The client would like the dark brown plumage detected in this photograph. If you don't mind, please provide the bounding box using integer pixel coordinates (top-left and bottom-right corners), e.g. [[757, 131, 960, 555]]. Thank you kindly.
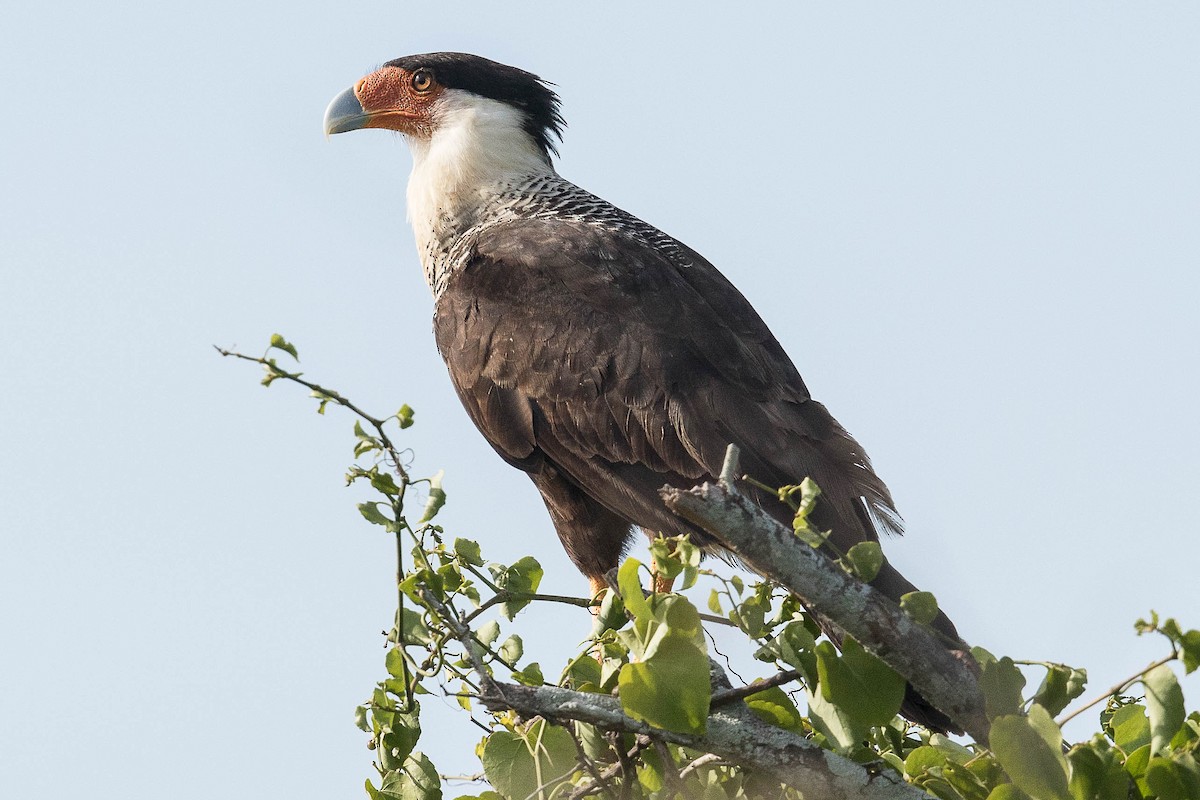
[[434, 217, 963, 731], [325, 52, 966, 732]]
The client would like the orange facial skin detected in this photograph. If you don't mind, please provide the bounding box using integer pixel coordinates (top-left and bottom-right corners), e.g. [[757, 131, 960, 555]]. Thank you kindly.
[[351, 66, 443, 136]]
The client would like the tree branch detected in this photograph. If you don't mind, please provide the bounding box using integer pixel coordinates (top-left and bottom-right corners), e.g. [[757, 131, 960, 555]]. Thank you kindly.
[[1056, 651, 1178, 727], [476, 676, 933, 800], [421, 580, 933, 799], [660, 444, 990, 744], [710, 669, 801, 707]]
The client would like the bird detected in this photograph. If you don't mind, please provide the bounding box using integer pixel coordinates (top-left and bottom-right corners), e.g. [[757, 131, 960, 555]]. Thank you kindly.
[[324, 52, 965, 731]]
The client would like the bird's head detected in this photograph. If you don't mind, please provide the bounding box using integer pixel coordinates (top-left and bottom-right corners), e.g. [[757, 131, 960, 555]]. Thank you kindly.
[[323, 52, 564, 164]]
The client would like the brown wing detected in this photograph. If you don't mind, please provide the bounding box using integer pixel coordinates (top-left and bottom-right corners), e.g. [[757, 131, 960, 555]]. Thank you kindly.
[[432, 217, 899, 558], [433, 217, 963, 732]]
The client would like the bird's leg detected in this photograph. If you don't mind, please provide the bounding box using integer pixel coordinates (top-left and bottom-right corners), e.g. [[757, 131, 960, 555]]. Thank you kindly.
[[587, 575, 614, 663], [649, 558, 675, 595], [588, 575, 609, 615]]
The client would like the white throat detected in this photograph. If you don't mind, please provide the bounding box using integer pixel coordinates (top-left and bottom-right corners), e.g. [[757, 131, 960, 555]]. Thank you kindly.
[[405, 90, 556, 261]]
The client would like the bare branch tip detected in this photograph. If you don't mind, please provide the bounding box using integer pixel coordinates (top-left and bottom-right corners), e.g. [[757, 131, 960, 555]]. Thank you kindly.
[[719, 444, 741, 488]]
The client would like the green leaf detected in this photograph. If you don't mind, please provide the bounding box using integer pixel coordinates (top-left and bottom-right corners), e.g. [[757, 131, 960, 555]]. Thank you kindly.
[[481, 721, 575, 800], [790, 477, 821, 523], [930, 732, 975, 764], [900, 591, 939, 626], [359, 502, 395, 528], [370, 471, 402, 496], [806, 682, 866, 749], [618, 634, 710, 735], [492, 556, 544, 621], [637, 745, 665, 792], [643, 536, 702, 590], [576, 722, 611, 763], [638, 594, 706, 658], [1146, 758, 1191, 800], [648, 536, 683, 581], [436, 562, 462, 593], [386, 647, 409, 679], [746, 685, 804, 732], [417, 470, 446, 524], [943, 760, 990, 800], [707, 589, 723, 615], [476, 620, 501, 648], [904, 745, 947, 777], [1110, 704, 1151, 752], [591, 589, 628, 636], [776, 621, 818, 684], [1068, 744, 1132, 800], [377, 707, 422, 772], [792, 522, 830, 549], [1031, 664, 1087, 717], [310, 386, 341, 416], [985, 786, 1033, 800], [1144, 664, 1185, 754], [566, 655, 601, 690], [814, 636, 905, 728], [269, 333, 299, 360], [845, 542, 883, 582], [980, 656, 1027, 719], [497, 634, 523, 666], [511, 662, 544, 687], [354, 705, 371, 732], [380, 752, 440, 800], [617, 558, 651, 621], [1180, 629, 1200, 674], [989, 706, 1071, 800], [733, 590, 769, 638], [1172, 715, 1200, 749], [397, 404, 415, 429], [453, 538, 483, 566], [1124, 744, 1151, 794]]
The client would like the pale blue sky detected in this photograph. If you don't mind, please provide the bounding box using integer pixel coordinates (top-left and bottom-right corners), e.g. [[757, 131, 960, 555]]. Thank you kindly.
[[2, 4, 1198, 798]]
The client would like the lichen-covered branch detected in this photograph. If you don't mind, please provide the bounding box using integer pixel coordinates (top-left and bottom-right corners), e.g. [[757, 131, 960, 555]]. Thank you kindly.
[[477, 676, 933, 800], [660, 445, 990, 744], [423, 585, 933, 800]]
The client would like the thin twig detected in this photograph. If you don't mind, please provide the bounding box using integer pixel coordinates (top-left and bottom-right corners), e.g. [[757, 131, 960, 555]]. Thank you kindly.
[[568, 722, 616, 800], [652, 740, 686, 798], [215, 345, 411, 481], [679, 753, 725, 779], [1057, 651, 1178, 726], [462, 591, 597, 626], [567, 742, 644, 800], [612, 735, 645, 800], [711, 670, 801, 708]]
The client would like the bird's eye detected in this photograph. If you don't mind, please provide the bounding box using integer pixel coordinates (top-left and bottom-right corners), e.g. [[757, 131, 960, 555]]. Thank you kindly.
[[411, 70, 434, 93]]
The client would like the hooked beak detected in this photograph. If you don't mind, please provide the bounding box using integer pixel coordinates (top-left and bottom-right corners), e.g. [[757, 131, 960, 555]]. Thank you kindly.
[[323, 86, 371, 135]]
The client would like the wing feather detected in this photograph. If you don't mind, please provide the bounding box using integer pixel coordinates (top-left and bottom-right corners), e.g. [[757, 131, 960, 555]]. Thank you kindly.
[[432, 217, 899, 552]]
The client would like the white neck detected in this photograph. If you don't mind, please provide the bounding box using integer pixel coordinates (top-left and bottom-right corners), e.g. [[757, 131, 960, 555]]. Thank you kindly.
[[405, 90, 556, 260]]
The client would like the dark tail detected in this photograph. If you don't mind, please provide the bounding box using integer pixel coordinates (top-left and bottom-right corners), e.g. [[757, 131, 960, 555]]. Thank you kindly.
[[864, 559, 965, 734]]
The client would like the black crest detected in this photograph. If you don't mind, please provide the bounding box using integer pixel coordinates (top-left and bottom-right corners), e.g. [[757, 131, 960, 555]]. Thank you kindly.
[[384, 52, 565, 157]]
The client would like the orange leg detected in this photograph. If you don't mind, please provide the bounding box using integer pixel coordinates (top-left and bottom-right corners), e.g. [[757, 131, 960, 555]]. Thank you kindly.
[[588, 575, 608, 614], [649, 558, 676, 595]]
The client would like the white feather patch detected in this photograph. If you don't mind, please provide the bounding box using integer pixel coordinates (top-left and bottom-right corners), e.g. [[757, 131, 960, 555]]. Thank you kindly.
[[405, 89, 555, 279]]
